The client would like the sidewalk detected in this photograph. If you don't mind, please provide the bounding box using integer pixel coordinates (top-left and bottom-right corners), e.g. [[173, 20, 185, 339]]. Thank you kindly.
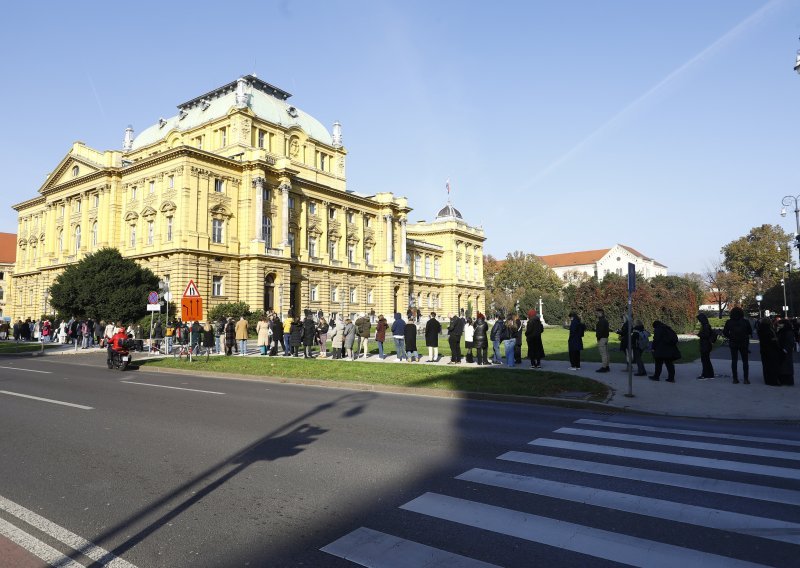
[[22, 340, 800, 421]]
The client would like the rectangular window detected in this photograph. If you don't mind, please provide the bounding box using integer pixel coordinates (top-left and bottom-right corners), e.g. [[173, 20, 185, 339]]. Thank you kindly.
[[288, 196, 295, 209], [329, 239, 336, 260], [93, 194, 99, 208], [147, 220, 154, 245], [130, 225, 136, 247], [212, 276, 223, 297], [367, 289, 373, 304], [347, 211, 354, 224], [149, 181, 155, 194], [350, 287, 357, 304], [168, 175, 174, 188], [434, 258, 440, 278], [320, 154, 326, 170], [59, 204, 65, 217], [166, 217, 173, 241], [331, 287, 338, 303], [131, 187, 136, 200], [308, 202, 316, 215], [0, 272, 4, 281], [262, 215, 271, 243], [456, 260, 461, 278], [329, 207, 335, 220], [365, 247, 372, 265], [195, 136, 203, 149], [425, 256, 431, 277], [257, 130, 265, 148], [310, 285, 318, 302], [220, 127, 227, 147], [415, 254, 421, 276], [348, 244, 355, 263], [308, 236, 317, 258], [76, 199, 82, 212], [212, 219, 223, 243], [288, 231, 296, 255], [214, 179, 224, 193], [365, 216, 371, 228], [262, 187, 270, 201]]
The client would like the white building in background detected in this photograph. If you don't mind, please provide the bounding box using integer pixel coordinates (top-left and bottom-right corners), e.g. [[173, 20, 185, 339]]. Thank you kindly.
[[539, 244, 667, 283]]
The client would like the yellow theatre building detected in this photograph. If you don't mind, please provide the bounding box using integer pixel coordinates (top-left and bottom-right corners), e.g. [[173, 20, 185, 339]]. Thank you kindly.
[[10, 75, 485, 321]]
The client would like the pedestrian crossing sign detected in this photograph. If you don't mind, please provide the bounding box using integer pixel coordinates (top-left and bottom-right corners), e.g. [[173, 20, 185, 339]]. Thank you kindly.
[[183, 280, 200, 298]]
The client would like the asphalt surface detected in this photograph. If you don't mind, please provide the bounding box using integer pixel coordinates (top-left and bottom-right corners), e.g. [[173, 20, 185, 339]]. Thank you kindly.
[[1, 352, 799, 567]]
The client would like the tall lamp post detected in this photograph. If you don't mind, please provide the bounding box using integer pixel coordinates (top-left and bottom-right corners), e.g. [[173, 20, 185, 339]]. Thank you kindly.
[[780, 196, 800, 316]]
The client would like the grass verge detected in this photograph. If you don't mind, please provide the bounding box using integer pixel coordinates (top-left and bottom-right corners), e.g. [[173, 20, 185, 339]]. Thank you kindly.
[[139, 356, 610, 401]]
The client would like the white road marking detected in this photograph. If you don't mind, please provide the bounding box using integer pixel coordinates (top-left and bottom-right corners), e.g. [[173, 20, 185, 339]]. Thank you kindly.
[[574, 418, 800, 447], [530, 438, 800, 480], [120, 381, 224, 395], [0, 391, 93, 410], [499, 451, 800, 506], [457, 468, 800, 545], [401, 493, 767, 568], [0, 495, 137, 567], [321, 526, 500, 567], [554, 427, 800, 461], [0, 365, 52, 374], [0, 517, 84, 568]]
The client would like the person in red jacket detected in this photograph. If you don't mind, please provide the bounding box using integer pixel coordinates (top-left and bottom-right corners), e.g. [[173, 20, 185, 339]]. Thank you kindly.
[[107, 324, 128, 363]]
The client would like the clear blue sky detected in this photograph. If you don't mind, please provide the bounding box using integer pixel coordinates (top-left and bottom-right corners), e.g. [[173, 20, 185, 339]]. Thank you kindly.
[[2, 0, 799, 275]]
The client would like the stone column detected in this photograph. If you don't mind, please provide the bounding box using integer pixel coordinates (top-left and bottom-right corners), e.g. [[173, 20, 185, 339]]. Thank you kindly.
[[279, 180, 291, 249], [252, 177, 265, 242], [400, 218, 407, 268], [385, 214, 393, 264]]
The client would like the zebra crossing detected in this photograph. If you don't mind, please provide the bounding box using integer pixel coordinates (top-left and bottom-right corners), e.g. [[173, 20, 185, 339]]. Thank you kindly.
[[321, 417, 800, 567]]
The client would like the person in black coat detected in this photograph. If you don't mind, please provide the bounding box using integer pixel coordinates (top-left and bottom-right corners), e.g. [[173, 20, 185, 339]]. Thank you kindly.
[[723, 307, 752, 384], [425, 312, 442, 362], [567, 311, 584, 370], [472, 313, 489, 365], [696, 313, 715, 379], [289, 319, 303, 357], [447, 313, 464, 364], [649, 320, 681, 382], [404, 318, 419, 362], [777, 318, 795, 386], [758, 317, 783, 386], [302, 313, 317, 358], [224, 318, 236, 356], [270, 315, 283, 356], [490, 316, 504, 364], [525, 310, 545, 368]]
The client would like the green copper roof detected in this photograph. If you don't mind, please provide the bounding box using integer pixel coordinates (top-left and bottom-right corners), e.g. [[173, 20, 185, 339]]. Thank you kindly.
[[131, 78, 332, 151]]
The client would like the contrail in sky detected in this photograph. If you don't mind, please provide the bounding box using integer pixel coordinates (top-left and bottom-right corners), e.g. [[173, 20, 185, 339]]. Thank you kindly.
[[525, 0, 784, 188], [87, 72, 106, 124]]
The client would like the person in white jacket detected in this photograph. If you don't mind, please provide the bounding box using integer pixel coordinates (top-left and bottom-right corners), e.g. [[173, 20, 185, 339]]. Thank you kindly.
[[464, 318, 475, 363]]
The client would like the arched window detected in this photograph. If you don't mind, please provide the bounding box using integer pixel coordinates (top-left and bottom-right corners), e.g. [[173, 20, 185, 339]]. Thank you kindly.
[[57, 229, 63, 252], [91, 222, 98, 247], [74, 225, 81, 252], [72, 165, 79, 177]]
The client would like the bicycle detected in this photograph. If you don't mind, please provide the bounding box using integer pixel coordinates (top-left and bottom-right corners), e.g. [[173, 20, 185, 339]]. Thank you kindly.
[[192, 344, 211, 363], [172, 343, 193, 361]]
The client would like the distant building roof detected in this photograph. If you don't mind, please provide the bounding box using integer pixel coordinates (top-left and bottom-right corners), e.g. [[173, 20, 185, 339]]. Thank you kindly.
[[539, 248, 610, 268], [0, 232, 17, 263]]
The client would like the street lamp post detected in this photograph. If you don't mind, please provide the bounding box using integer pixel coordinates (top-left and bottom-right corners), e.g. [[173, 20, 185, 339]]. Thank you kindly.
[[780, 195, 800, 286]]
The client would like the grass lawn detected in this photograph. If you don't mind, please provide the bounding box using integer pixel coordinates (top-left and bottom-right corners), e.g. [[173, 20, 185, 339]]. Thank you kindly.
[[313, 327, 703, 364], [0, 342, 59, 353], [139, 356, 610, 401]]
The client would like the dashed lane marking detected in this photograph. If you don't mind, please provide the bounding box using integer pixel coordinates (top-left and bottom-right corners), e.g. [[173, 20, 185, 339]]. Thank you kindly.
[[119, 381, 225, 395], [0, 366, 52, 374], [0, 391, 93, 410]]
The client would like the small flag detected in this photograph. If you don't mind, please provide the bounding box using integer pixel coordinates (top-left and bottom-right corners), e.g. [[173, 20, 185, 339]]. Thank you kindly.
[[446, 178, 450, 195]]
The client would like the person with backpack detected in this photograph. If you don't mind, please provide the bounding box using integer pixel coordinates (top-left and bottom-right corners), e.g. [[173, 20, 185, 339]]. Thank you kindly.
[[355, 314, 371, 359], [375, 314, 388, 359], [567, 311, 585, 370], [722, 306, 752, 384], [525, 309, 545, 369], [446, 313, 464, 364], [391, 313, 407, 362], [473, 313, 489, 365], [696, 313, 716, 379], [490, 315, 504, 364], [631, 320, 650, 376], [215, 318, 226, 354], [649, 320, 681, 382], [404, 316, 420, 362]]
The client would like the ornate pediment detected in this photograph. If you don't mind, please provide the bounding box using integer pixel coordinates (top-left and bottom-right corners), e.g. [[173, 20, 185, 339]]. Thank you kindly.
[[160, 200, 177, 215], [363, 228, 376, 246], [210, 204, 232, 220], [124, 211, 139, 223], [40, 152, 104, 194], [141, 206, 157, 219]]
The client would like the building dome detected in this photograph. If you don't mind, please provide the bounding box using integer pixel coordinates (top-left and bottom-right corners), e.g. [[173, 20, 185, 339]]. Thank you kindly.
[[130, 75, 333, 151], [436, 202, 462, 219]]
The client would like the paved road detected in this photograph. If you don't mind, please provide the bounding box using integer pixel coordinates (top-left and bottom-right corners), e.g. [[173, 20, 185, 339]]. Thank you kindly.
[[1, 355, 799, 567]]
